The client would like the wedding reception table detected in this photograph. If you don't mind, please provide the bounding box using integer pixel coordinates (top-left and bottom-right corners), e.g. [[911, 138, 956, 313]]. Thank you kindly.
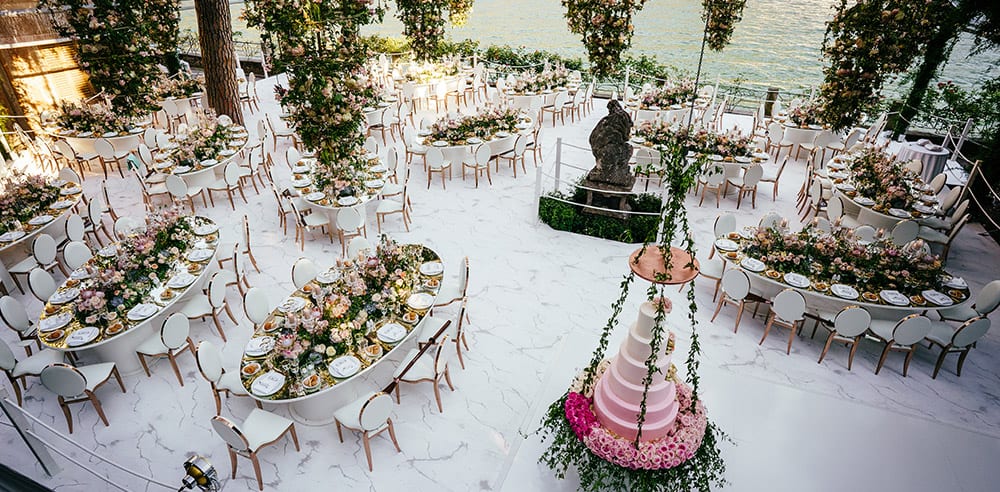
[[827, 154, 941, 230], [59, 130, 143, 157], [35, 216, 219, 374], [239, 242, 443, 425], [149, 123, 250, 191], [897, 141, 950, 182], [715, 227, 971, 321], [0, 179, 83, 293]]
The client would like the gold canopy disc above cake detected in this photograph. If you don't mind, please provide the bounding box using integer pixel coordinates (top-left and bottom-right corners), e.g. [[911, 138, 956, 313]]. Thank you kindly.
[[629, 246, 699, 285]]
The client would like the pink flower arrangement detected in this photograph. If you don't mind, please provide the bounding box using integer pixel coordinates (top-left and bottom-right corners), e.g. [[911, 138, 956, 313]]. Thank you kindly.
[[564, 381, 707, 470]]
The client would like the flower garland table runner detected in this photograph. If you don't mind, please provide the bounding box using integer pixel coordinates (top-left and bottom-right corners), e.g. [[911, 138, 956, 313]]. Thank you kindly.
[[417, 107, 533, 165], [716, 225, 971, 318], [0, 172, 83, 292], [289, 154, 389, 226], [239, 241, 443, 425], [150, 119, 250, 190], [49, 102, 152, 156], [828, 150, 941, 230], [35, 214, 219, 373], [631, 122, 770, 182]]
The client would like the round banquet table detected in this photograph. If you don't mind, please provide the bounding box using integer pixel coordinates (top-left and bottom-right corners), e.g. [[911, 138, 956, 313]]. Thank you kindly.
[[35, 217, 219, 374], [0, 185, 83, 293], [154, 137, 249, 191], [832, 187, 940, 231], [720, 253, 972, 321], [897, 142, 950, 182], [241, 248, 443, 425], [61, 131, 143, 157]]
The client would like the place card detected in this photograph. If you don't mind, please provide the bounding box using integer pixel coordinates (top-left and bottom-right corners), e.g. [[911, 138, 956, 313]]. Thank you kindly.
[[328, 355, 361, 378], [250, 371, 286, 397], [66, 326, 100, 347]]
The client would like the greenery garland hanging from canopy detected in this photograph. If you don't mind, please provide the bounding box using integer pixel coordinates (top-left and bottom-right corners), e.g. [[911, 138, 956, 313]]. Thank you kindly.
[[447, 0, 474, 27], [395, 0, 447, 61], [702, 0, 747, 51], [818, 0, 949, 131], [40, 0, 181, 118], [561, 0, 648, 78], [244, 0, 385, 196]]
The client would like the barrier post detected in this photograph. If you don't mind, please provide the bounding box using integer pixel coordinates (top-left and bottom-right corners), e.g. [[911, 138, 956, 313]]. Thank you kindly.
[[553, 137, 563, 193]]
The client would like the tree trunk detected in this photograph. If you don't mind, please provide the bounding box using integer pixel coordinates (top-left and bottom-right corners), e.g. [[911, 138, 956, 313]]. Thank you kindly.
[[194, 0, 243, 125]]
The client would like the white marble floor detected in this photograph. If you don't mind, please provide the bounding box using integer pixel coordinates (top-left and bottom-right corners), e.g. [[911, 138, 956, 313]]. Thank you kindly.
[[2, 79, 999, 491]]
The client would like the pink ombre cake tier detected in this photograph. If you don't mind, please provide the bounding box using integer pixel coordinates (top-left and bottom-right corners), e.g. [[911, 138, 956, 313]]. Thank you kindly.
[[592, 299, 680, 442]]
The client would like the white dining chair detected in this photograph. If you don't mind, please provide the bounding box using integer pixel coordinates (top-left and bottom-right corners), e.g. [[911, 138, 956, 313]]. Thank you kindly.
[[816, 305, 871, 370], [936, 280, 1000, 323], [135, 313, 193, 386], [918, 213, 969, 262], [419, 299, 469, 368], [39, 362, 125, 433], [291, 257, 318, 290], [392, 335, 455, 413], [8, 234, 61, 292], [757, 212, 783, 231], [462, 144, 493, 188], [434, 256, 468, 312], [61, 241, 93, 271], [711, 269, 756, 333], [760, 155, 789, 201], [0, 339, 63, 406], [166, 174, 205, 214], [333, 391, 402, 471], [890, 219, 920, 247], [696, 168, 725, 207], [179, 273, 236, 342], [287, 201, 334, 250], [0, 296, 40, 355], [376, 185, 410, 234], [759, 289, 807, 354], [425, 147, 452, 189], [216, 215, 262, 274], [195, 340, 260, 414], [207, 162, 249, 210], [335, 207, 367, 256], [27, 268, 57, 304], [868, 314, 932, 376], [94, 138, 128, 179], [853, 225, 876, 244], [708, 213, 737, 260], [347, 236, 372, 259], [243, 288, 270, 330], [724, 164, 763, 209], [211, 409, 299, 491], [926, 316, 991, 379]]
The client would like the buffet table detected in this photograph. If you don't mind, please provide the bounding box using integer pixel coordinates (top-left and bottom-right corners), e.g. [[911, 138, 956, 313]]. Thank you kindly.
[[35, 216, 219, 374], [897, 141, 950, 182], [238, 242, 443, 425]]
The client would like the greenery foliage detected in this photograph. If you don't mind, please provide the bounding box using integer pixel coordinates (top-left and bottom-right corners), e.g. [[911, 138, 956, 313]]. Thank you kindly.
[[395, 0, 448, 61], [481, 45, 584, 71], [702, 0, 747, 51], [245, 0, 385, 196], [819, 0, 950, 130], [40, 0, 181, 118], [562, 0, 647, 78], [538, 191, 661, 244]]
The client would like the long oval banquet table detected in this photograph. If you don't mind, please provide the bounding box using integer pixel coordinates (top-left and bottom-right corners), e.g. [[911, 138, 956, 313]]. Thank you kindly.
[[239, 245, 445, 425], [34, 216, 220, 374]]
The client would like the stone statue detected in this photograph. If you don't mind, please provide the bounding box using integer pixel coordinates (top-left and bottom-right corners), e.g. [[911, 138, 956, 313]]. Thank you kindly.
[[580, 99, 636, 217]]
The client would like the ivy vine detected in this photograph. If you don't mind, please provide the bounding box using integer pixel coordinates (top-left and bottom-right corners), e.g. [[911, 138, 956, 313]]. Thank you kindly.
[[562, 0, 648, 79], [702, 0, 747, 52]]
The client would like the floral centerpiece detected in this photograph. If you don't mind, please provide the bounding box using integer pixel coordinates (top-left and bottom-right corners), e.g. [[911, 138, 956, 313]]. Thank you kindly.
[[639, 81, 696, 109], [0, 170, 62, 235], [171, 112, 236, 166], [846, 147, 917, 210], [742, 223, 945, 296], [511, 65, 570, 93], [634, 120, 754, 159], [402, 62, 460, 84], [428, 106, 521, 143], [786, 100, 823, 127], [54, 101, 133, 135], [154, 74, 204, 100], [71, 208, 195, 327]]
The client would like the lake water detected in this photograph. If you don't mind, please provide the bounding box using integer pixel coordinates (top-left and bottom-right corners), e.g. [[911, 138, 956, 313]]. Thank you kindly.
[[180, 0, 997, 91]]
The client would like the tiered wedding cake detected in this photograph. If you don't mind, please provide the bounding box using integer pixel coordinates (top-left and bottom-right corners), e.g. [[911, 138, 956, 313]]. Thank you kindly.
[[593, 299, 678, 442]]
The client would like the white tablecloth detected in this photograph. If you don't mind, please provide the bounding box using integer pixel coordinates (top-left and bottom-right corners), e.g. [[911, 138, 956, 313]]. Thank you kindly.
[[897, 142, 949, 182]]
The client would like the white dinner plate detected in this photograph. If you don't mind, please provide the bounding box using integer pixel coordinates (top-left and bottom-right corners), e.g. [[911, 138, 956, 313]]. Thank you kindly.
[[740, 257, 766, 272], [66, 326, 100, 347], [739, 228, 755, 240], [77, 131, 94, 138], [735, 156, 752, 163], [416, 130, 431, 137], [808, 124, 824, 130], [467, 137, 483, 144], [328, 356, 361, 379], [291, 165, 311, 174], [186, 249, 215, 262], [922, 290, 954, 307], [370, 165, 388, 174], [0, 231, 26, 242], [914, 204, 936, 215], [888, 208, 910, 218], [200, 159, 219, 167], [406, 292, 434, 311], [127, 303, 159, 321], [39, 312, 73, 332], [630, 136, 645, 144], [337, 196, 359, 206], [880, 290, 909, 306], [193, 223, 219, 235], [305, 192, 325, 202], [155, 161, 174, 170], [753, 152, 770, 160], [433, 141, 449, 147], [245, 336, 275, 357], [97, 245, 118, 258], [783, 272, 810, 288], [167, 272, 197, 289], [291, 179, 311, 188], [277, 296, 307, 313], [219, 149, 236, 157], [714, 238, 739, 252], [419, 262, 444, 276], [315, 270, 341, 284], [855, 197, 875, 206], [70, 267, 92, 280], [60, 187, 82, 195], [364, 179, 385, 189], [835, 183, 855, 192], [496, 131, 511, 138], [827, 172, 848, 180], [377, 323, 407, 344], [50, 179, 67, 187], [49, 288, 80, 305], [50, 200, 75, 210], [944, 277, 967, 289], [174, 166, 192, 174], [102, 131, 118, 138], [831, 284, 860, 300], [250, 371, 285, 397]]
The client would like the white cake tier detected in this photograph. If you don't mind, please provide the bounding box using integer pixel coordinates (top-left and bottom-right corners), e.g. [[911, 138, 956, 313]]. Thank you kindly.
[[622, 321, 674, 366], [614, 332, 673, 383], [634, 301, 660, 339]]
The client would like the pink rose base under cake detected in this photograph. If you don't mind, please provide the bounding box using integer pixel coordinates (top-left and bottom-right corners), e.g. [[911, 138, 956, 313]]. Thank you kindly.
[[592, 299, 679, 442]]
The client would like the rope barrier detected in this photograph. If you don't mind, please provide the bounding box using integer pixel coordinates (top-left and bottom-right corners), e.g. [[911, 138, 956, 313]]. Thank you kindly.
[[2, 400, 176, 490]]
